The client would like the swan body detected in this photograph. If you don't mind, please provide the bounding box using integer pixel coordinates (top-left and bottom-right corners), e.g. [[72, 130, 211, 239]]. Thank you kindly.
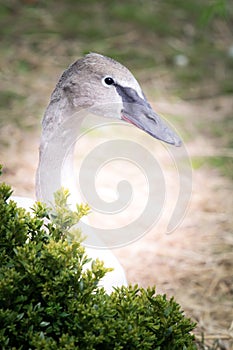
[[12, 53, 181, 293]]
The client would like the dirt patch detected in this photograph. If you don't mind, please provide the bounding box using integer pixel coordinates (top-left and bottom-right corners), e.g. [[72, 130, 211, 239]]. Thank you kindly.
[[1, 94, 232, 348]]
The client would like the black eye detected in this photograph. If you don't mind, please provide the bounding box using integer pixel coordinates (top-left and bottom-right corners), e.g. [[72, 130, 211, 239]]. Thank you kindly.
[[103, 76, 115, 86]]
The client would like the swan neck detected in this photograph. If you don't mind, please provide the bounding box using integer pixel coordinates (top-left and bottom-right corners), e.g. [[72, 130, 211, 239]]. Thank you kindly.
[[36, 102, 83, 205]]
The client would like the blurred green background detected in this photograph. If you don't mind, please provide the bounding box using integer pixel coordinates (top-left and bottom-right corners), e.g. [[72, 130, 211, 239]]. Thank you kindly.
[[0, 0, 232, 177]]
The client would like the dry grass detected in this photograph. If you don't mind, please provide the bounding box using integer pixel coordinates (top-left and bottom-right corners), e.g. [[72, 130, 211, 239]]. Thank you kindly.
[[1, 95, 232, 349]]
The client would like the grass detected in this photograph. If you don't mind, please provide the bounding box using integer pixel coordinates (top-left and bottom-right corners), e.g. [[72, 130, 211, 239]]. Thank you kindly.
[[192, 155, 233, 180], [192, 111, 233, 179], [0, 1, 232, 79], [0, 90, 25, 109]]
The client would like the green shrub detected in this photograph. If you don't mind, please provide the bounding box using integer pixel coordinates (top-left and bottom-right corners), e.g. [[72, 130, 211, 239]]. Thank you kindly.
[[0, 166, 197, 349]]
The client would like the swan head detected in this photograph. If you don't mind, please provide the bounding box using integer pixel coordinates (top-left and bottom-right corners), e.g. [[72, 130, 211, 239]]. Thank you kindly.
[[45, 53, 181, 147]]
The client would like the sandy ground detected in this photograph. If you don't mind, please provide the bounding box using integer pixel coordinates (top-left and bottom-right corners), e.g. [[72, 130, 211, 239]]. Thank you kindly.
[[0, 95, 232, 349]]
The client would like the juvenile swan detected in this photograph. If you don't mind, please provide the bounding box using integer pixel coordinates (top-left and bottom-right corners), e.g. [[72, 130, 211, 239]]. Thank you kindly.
[[16, 53, 181, 293]]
